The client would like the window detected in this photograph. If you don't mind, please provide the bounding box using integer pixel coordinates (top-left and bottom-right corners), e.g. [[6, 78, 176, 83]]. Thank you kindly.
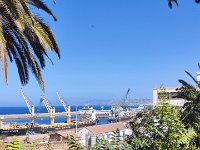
[[106, 134, 110, 139], [122, 131, 125, 136]]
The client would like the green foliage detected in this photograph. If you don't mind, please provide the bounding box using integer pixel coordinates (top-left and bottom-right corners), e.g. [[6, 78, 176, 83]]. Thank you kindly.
[[177, 68, 200, 147], [127, 87, 196, 150], [66, 135, 83, 150], [91, 138, 113, 150], [6, 137, 22, 150], [120, 142, 132, 150], [110, 128, 120, 149], [0, 0, 60, 90]]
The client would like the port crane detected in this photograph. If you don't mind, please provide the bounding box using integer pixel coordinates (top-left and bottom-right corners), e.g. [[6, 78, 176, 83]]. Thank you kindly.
[[20, 88, 35, 121], [40, 96, 55, 125], [109, 88, 131, 122], [56, 91, 71, 123], [122, 88, 131, 109]]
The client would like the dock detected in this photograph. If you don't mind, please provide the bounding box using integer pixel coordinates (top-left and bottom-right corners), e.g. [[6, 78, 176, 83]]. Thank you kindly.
[[0, 110, 110, 120]]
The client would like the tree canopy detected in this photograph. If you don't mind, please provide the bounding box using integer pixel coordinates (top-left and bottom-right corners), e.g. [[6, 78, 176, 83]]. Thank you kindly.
[[176, 67, 200, 147], [127, 88, 196, 150], [168, 0, 200, 8], [0, 0, 59, 90]]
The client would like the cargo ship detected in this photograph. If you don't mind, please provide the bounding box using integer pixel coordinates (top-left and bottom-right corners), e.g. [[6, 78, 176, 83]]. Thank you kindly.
[[0, 122, 41, 136], [39, 120, 97, 134], [0, 120, 97, 136]]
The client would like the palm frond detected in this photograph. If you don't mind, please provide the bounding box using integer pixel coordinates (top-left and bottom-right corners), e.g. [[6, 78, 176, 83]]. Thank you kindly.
[[185, 71, 200, 87], [0, 0, 58, 90], [27, 0, 57, 21]]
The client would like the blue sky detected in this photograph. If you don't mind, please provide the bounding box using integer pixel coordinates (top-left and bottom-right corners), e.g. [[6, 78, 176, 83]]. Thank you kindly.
[[0, 0, 200, 106]]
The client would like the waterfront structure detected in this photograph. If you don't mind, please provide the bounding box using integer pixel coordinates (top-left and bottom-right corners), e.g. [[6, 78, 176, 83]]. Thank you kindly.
[[78, 122, 132, 147]]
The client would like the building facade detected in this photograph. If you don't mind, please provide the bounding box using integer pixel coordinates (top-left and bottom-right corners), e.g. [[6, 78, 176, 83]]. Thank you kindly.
[[153, 71, 200, 107], [78, 122, 132, 147], [153, 87, 185, 107]]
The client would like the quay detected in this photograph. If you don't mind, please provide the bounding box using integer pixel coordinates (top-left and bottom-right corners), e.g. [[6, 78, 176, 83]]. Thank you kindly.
[[79, 110, 110, 118], [0, 110, 111, 128], [0, 110, 110, 120]]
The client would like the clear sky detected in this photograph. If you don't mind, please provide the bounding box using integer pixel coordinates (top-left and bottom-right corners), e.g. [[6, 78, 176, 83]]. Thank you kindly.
[[0, 0, 200, 106]]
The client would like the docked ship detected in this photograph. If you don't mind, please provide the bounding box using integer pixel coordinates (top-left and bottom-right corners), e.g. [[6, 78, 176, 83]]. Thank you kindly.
[[0, 119, 97, 136], [39, 120, 97, 134], [108, 105, 134, 123], [0, 122, 41, 136], [78, 105, 99, 123]]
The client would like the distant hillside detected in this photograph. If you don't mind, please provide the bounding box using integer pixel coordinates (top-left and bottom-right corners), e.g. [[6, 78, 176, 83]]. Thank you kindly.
[[107, 99, 152, 106], [68, 98, 152, 106]]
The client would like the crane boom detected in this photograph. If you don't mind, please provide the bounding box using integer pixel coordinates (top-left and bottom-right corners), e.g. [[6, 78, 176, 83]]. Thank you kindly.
[[56, 91, 71, 123], [40, 96, 55, 125], [122, 88, 130, 107], [40, 96, 52, 113], [20, 88, 32, 114], [56, 92, 68, 112]]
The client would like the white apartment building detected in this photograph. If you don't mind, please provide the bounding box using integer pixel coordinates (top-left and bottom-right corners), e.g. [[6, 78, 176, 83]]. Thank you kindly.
[[153, 72, 200, 107], [78, 122, 132, 147], [153, 87, 185, 107]]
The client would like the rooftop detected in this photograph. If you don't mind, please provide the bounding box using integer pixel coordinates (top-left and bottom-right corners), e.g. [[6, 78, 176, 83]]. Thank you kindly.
[[86, 122, 127, 135]]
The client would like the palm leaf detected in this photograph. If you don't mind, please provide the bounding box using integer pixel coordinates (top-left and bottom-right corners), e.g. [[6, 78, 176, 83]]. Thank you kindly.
[[27, 0, 57, 21], [185, 71, 200, 88], [0, 0, 58, 90]]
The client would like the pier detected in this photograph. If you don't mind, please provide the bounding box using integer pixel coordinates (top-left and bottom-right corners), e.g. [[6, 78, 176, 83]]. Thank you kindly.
[[79, 110, 110, 118], [0, 110, 110, 120]]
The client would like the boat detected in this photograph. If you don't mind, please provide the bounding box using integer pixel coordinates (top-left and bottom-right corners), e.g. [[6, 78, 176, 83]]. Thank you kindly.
[[82, 105, 94, 110], [78, 105, 99, 124], [0, 124, 41, 136], [39, 120, 97, 134], [108, 105, 133, 123]]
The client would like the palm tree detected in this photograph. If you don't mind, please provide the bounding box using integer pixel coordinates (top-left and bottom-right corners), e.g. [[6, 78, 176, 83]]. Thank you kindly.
[[177, 67, 200, 147], [168, 0, 200, 8], [0, 0, 60, 90]]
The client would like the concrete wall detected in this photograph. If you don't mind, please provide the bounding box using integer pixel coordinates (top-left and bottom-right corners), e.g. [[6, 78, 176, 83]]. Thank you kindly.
[[78, 128, 92, 147]]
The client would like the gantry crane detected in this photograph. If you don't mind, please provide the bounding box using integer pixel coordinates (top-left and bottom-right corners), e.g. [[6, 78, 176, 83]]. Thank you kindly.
[[40, 96, 55, 125], [56, 91, 71, 123], [20, 88, 35, 121]]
